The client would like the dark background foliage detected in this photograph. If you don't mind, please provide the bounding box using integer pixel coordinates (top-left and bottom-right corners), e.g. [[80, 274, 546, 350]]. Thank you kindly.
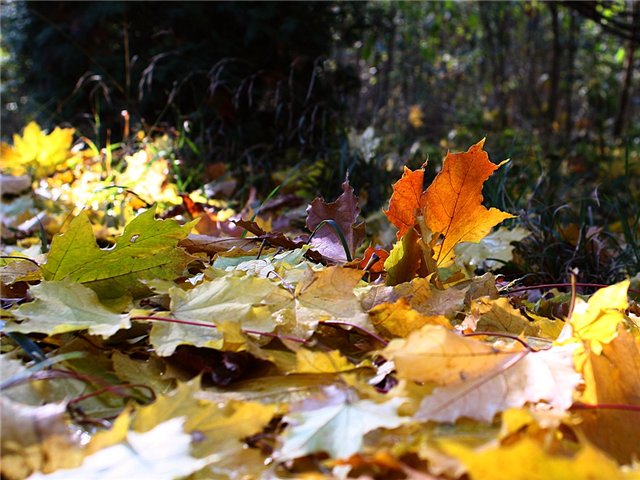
[[2, 0, 639, 282]]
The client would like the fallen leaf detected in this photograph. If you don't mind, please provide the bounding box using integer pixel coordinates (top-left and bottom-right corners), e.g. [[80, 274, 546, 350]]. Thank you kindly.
[[384, 325, 580, 422], [28, 418, 210, 480], [383, 228, 424, 286], [575, 327, 640, 464], [0, 122, 76, 177], [5, 280, 130, 338], [1, 397, 83, 480], [424, 139, 514, 266], [295, 349, 355, 374], [42, 205, 196, 299], [454, 226, 530, 273], [150, 272, 291, 356], [306, 179, 365, 262], [568, 280, 629, 354], [415, 344, 580, 423], [384, 166, 427, 240], [277, 386, 408, 460], [440, 438, 624, 480], [383, 325, 507, 384], [291, 266, 372, 336], [359, 246, 389, 274], [0, 256, 42, 285], [466, 297, 540, 336], [369, 298, 450, 338]]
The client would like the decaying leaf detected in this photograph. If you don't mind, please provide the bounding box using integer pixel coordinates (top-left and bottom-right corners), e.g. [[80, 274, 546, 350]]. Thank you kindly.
[[306, 179, 365, 262]]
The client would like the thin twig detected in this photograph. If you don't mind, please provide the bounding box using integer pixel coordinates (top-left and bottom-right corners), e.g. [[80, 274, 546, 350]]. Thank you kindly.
[[320, 320, 388, 346], [131, 315, 309, 344]]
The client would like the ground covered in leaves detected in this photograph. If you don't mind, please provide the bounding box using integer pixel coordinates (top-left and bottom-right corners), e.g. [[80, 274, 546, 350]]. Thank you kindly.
[[1, 123, 640, 479]]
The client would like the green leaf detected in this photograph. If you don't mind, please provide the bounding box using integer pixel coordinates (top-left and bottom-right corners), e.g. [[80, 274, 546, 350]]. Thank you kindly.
[[5, 280, 130, 338], [277, 386, 408, 460], [42, 205, 197, 299]]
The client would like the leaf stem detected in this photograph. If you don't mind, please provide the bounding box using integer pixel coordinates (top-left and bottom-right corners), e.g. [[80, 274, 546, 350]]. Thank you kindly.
[[463, 331, 536, 352], [0, 255, 41, 268], [131, 315, 309, 344], [67, 382, 156, 408], [504, 282, 640, 295], [307, 219, 353, 262], [571, 402, 640, 413], [320, 320, 388, 346]]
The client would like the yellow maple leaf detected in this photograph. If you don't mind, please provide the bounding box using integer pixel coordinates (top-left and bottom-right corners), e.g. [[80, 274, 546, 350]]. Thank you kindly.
[[408, 105, 425, 129], [295, 349, 354, 373], [384, 325, 580, 422], [568, 280, 629, 354], [0, 121, 76, 177], [369, 297, 451, 338], [576, 327, 640, 465], [440, 438, 625, 480]]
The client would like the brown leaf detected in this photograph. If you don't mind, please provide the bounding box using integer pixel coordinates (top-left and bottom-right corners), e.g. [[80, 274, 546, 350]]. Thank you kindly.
[[306, 179, 365, 262]]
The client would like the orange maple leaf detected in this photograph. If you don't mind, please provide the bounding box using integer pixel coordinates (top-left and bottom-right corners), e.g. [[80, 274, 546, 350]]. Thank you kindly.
[[424, 139, 513, 266], [384, 139, 513, 268], [384, 166, 427, 240]]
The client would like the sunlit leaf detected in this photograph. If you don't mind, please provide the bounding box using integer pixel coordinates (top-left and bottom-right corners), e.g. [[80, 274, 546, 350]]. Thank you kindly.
[[568, 280, 629, 354], [440, 438, 624, 480], [28, 418, 210, 480], [424, 139, 514, 266], [414, 344, 580, 423], [295, 349, 354, 373], [384, 325, 579, 422], [0, 122, 76, 177], [369, 298, 450, 338], [277, 386, 408, 460], [384, 167, 427, 240], [42, 205, 196, 299], [575, 327, 640, 464]]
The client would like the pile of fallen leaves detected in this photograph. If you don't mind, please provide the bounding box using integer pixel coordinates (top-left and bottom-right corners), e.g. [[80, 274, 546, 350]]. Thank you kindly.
[[1, 123, 639, 479]]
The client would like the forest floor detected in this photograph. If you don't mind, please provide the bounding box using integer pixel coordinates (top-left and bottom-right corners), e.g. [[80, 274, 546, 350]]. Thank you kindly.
[[1, 122, 639, 479]]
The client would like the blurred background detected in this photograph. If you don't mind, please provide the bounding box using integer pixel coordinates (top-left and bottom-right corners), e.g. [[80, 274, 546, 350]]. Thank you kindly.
[[2, 0, 639, 282]]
